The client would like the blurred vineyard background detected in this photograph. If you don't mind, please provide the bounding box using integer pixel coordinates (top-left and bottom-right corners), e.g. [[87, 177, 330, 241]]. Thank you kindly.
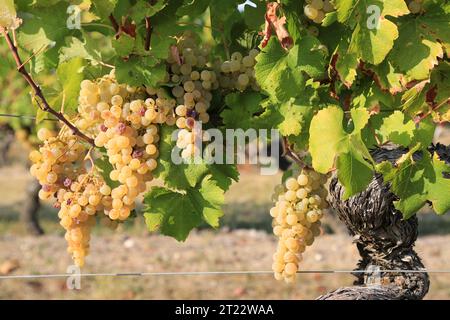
[[1, 35, 450, 300]]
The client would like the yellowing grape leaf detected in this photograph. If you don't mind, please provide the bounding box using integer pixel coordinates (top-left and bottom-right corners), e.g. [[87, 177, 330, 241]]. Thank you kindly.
[[310, 106, 374, 198], [335, 0, 409, 65], [379, 111, 416, 147]]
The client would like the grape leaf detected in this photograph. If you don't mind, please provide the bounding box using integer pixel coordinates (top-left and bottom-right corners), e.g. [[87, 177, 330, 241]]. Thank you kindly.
[[287, 36, 328, 79], [16, 1, 82, 72], [243, 2, 265, 31], [91, 0, 118, 19], [144, 175, 225, 241], [336, 139, 374, 199], [332, 39, 358, 88], [60, 36, 101, 65], [112, 33, 135, 57], [221, 92, 264, 130], [277, 99, 312, 137], [390, 19, 445, 81], [309, 106, 374, 198], [208, 163, 239, 192], [378, 111, 416, 147], [55, 57, 85, 115], [129, 0, 167, 22], [115, 56, 166, 87], [94, 148, 120, 189], [153, 125, 209, 189], [335, 0, 409, 65], [377, 150, 450, 218], [255, 37, 304, 102], [368, 60, 406, 94]]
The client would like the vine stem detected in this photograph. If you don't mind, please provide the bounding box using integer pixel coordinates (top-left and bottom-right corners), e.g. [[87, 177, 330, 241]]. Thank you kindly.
[[281, 136, 307, 169], [108, 14, 120, 34], [415, 98, 450, 124], [144, 17, 152, 51], [1, 29, 95, 146]]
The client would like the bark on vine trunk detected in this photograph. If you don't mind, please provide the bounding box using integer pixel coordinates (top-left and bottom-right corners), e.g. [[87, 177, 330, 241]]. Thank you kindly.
[[317, 144, 450, 300]]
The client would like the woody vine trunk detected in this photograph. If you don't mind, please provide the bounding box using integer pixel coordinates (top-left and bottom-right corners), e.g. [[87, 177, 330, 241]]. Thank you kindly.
[[318, 144, 450, 300]]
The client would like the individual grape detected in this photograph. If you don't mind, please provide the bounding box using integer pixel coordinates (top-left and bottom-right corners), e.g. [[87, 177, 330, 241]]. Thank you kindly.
[[304, 5, 319, 20]]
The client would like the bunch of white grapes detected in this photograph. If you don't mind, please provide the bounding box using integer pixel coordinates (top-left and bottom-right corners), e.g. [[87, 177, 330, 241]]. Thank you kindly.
[[29, 128, 108, 267], [28, 32, 265, 266], [406, 0, 424, 14], [304, 0, 335, 24], [166, 33, 218, 159], [29, 128, 86, 201], [217, 49, 260, 92], [57, 174, 108, 267], [270, 168, 329, 283]]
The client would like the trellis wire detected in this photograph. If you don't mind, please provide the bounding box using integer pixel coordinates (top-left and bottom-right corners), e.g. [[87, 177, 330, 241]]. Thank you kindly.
[[0, 113, 58, 121], [0, 269, 450, 280]]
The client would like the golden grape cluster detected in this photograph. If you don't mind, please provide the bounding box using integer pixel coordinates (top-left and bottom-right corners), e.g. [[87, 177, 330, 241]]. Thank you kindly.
[[304, 0, 335, 25], [169, 32, 260, 160], [270, 168, 329, 283], [217, 49, 260, 92], [168, 34, 214, 158], [29, 128, 108, 267], [29, 32, 261, 267]]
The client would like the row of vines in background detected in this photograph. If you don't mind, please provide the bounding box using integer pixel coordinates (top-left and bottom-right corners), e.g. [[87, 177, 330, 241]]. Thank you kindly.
[[0, 0, 449, 281]]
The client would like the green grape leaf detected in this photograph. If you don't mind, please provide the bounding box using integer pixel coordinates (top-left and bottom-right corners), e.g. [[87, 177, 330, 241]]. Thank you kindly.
[[112, 33, 135, 57], [144, 187, 203, 241], [332, 39, 358, 88], [115, 56, 165, 87], [390, 19, 445, 81], [208, 163, 239, 192], [288, 36, 328, 79], [144, 175, 225, 241], [277, 99, 312, 137], [91, 0, 118, 19], [36, 57, 85, 118], [335, 0, 410, 65], [243, 2, 265, 31], [349, 19, 398, 65], [255, 37, 305, 102], [377, 150, 450, 218], [55, 57, 85, 115], [94, 148, 120, 189], [129, 0, 167, 22], [176, 0, 209, 17], [221, 92, 263, 130], [334, 0, 357, 23], [378, 111, 416, 147], [17, 2, 73, 53], [401, 80, 429, 117], [309, 106, 374, 198], [59, 36, 101, 65], [154, 125, 209, 190]]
